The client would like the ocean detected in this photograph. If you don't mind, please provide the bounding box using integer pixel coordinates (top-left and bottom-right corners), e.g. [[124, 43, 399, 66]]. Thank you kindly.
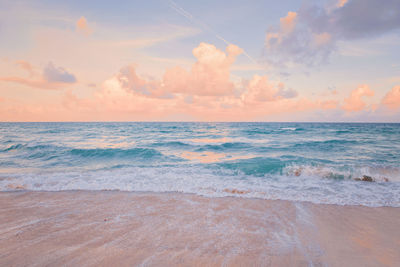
[[1, 122, 399, 207]]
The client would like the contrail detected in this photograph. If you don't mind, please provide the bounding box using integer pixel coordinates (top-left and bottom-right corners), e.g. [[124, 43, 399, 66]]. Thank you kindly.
[[168, 0, 259, 65]]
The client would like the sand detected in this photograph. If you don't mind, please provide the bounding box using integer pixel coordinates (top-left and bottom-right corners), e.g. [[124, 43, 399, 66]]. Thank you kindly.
[[0, 191, 399, 266]]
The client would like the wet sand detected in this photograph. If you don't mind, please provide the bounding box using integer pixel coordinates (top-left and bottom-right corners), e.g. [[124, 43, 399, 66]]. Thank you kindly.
[[0, 191, 399, 266]]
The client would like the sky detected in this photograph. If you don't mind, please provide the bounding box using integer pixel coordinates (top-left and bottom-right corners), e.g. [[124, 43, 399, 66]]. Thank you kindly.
[[0, 0, 399, 122]]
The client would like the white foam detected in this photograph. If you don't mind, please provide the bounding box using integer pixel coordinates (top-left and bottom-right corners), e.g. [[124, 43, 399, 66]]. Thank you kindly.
[[284, 164, 400, 182], [1, 165, 399, 207]]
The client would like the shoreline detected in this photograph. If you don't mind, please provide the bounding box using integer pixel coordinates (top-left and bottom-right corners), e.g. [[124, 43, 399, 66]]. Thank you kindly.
[[1, 188, 399, 207], [1, 191, 399, 266]]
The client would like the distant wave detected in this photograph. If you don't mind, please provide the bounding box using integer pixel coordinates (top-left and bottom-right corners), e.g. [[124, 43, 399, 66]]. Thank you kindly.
[[3, 143, 26, 151], [196, 142, 251, 151], [150, 141, 191, 148], [292, 139, 360, 150], [70, 147, 163, 159], [2, 143, 59, 152]]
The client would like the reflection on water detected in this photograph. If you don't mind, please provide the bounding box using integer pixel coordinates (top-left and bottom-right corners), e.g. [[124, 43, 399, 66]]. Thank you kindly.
[[74, 136, 135, 149], [181, 151, 226, 163], [180, 151, 255, 163], [189, 137, 232, 143]]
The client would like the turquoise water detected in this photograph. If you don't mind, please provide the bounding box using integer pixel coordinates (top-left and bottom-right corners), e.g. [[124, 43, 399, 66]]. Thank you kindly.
[[1, 122, 399, 207]]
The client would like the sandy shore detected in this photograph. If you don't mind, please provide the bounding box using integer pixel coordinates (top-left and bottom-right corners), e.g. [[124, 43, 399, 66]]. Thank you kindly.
[[0, 191, 399, 266]]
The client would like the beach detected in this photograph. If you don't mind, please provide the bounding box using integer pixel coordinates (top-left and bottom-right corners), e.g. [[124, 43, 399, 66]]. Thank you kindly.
[[2, 0, 400, 264], [1, 191, 399, 266]]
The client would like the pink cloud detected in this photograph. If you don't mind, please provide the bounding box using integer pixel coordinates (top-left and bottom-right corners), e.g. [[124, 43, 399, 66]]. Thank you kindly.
[[163, 42, 243, 96], [3, 42, 391, 122], [0, 76, 64, 90], [105, 42, 243, 98], [337, 0, 348, 8], [24, 42, 341, 121], [318, 99, 339, 110], [280, 12, 297, 34], [313, 32, 332, 47], [76, 16, 92, 35], [242, 75, 281, 104], [0, 61, 76, 90], [16, 60, 36, 76], [382, 86, 400, 110], [343, 85, 374, 112], [266, 12, 298, 48]]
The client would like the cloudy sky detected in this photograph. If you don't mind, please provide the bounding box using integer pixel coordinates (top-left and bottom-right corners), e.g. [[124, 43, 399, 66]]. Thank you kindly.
[[0, 0, 399, 121]]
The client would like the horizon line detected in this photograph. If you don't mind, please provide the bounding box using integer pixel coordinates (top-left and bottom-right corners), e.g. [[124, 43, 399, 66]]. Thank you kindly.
[[1, 121, 399, 124]]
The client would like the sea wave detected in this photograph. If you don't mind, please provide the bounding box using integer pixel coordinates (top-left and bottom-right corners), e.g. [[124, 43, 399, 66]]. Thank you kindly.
[[69, 147, 162, 159], [1, 164, 399, 207]]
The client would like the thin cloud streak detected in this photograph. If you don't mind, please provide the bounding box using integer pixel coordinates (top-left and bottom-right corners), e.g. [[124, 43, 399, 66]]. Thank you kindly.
[[168, 0, 259, 66]]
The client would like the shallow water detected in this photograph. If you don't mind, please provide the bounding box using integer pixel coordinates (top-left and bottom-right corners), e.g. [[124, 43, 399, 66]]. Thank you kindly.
[[1, 122, 399, 207], [1, 191, 399, 266]]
